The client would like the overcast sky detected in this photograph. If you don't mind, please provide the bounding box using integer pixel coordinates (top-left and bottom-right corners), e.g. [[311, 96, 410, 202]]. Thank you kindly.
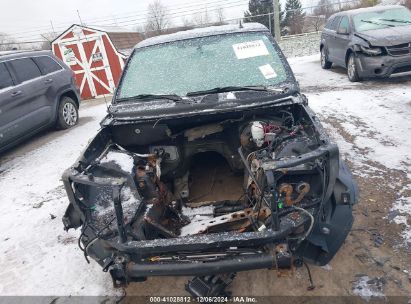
[[1, 0, 316, 42], [1, 0, 250, 41]]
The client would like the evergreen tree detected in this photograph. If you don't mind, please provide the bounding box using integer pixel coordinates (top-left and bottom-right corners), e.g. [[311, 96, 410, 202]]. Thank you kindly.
[[283, 0, 305, 34], [244, 0, 284, 36]]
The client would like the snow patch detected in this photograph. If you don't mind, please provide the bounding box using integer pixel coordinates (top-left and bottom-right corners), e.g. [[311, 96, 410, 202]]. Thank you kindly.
[[389, 196, 411, 246], [352, 276, 385, 301], [101, 150, 134, 173], [180, 205, 214, 236]]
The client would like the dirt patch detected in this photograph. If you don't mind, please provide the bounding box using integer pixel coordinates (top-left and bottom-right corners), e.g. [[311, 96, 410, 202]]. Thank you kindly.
[[188, 152, 243, 203]]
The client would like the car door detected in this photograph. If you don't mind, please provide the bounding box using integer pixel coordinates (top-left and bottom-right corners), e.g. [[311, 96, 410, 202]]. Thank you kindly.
[[33, 55, 65, 122], [322, 17, 335, 53], [327, 16, 342, 62], [5, 57, 51, 138], [0, 61, 21, 147], [333, 15, 351, 67]]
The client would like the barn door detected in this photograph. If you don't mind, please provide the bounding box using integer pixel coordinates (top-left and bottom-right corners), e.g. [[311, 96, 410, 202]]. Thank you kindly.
[[59, 34, 116, 99]]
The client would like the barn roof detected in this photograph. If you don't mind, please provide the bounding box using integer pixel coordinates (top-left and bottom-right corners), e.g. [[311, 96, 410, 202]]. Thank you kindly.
[[106, 31, 144, 54], [52, 24, 144, 55]]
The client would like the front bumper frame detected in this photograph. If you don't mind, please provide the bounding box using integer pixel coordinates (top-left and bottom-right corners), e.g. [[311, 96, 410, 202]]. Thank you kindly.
[[356, 52, 411, 78]]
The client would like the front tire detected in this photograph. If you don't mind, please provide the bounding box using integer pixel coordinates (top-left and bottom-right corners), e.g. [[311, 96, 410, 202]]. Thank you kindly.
[[56, 97, 79, 129], [321, 47, 332, 69], [347, 53, 361, 82]]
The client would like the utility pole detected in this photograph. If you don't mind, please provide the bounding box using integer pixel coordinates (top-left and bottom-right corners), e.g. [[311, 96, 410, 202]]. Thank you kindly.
[[50, 20, 56, 35], [273, 0, 281, 41], [77, 9, 84, 26]]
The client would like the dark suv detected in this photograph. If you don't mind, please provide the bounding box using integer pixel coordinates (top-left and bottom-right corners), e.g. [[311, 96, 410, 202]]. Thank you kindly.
[[62, 23, 358, 290], [320, 5, 411, 81], [0, 50, 80, 152]]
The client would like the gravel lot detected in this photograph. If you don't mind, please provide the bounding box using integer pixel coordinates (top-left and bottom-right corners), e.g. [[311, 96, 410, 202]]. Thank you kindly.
[[0, 54, 410, 300]]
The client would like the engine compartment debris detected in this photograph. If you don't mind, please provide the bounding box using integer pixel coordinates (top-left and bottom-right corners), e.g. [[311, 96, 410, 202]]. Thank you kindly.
[[62, 101, 358, 286]]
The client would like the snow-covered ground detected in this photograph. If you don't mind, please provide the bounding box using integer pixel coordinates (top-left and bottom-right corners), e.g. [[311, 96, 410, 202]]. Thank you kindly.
[[0, 54, 410, 296], [289, 55, 411, 249], [0, 103, 118, 296], [279, 32, 321, 58]]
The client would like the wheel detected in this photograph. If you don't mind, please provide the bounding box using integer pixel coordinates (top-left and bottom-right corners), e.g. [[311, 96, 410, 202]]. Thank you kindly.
[[347, 53, 361, 82], [321, 47, 332, 69], [56, 96, 79, 129]]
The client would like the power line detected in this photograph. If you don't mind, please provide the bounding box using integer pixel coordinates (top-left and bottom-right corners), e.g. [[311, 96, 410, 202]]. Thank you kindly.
[[79, 0, 239, 25], [97, 1, 249, 27], [5, 0, 246, 37], [9, 0, 248, 41]]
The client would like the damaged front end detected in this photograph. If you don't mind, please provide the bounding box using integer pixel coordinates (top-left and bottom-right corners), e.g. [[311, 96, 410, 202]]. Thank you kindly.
[[62, 96, 358, 287]]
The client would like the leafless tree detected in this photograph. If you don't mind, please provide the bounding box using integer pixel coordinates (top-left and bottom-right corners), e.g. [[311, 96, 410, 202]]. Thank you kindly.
[[313, 0, 335, 18], [192, 6, 211, 26], [145, 0, 171, 35], [39, 32, 59, 50], [305, 15, 325, 32], [192, 13, 204, 25], [0, 32, 19, 51], [215, 7, 225, 24], [133, 24, 146, 33], [404, 0, 411, 9], [181, 16, 194, 27]]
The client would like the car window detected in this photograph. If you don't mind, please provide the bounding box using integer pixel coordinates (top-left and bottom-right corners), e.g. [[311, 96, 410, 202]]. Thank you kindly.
[[33, 56, 62, 75], [118, 32, 289, 98], [330, 16, 341, 30], [9, 58, 42, 84], [325, 17, 334, 29], [0, 62, 14, 90], [338, 16, 350, 33]]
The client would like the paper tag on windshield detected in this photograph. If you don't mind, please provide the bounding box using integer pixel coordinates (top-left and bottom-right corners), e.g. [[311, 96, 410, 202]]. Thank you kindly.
[[232, 40, 269, 59], [259, 64, 277, 79]]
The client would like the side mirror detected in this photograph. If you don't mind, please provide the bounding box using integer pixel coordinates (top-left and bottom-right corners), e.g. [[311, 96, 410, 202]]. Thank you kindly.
[[337, 28, 349, 35]]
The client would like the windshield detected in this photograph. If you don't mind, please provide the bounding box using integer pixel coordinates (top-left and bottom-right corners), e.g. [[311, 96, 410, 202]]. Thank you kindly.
[[117, 31, 289, 99], [353, 7, 411, 32]]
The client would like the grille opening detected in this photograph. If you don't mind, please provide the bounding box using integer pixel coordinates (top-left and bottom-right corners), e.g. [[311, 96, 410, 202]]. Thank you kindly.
[[386, 43, 411, 56]]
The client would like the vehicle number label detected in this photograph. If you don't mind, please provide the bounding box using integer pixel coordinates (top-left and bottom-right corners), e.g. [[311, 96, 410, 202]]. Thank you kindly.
[[232, 40, 269, 59]]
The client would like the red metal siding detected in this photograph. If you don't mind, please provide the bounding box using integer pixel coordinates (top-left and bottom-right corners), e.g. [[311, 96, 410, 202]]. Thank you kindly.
[[53, 44, 62, 60], [61, 32, 74, 40], [102, 34, 122, 86]]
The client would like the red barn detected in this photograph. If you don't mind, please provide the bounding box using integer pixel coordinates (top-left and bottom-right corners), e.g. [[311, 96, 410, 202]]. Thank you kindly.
[[52, 24, 143, 100]]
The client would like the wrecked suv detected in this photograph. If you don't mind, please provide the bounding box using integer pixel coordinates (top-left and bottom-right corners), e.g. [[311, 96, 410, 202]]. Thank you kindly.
[[62, 23, 358, 288], [321, 5, 411, 82]]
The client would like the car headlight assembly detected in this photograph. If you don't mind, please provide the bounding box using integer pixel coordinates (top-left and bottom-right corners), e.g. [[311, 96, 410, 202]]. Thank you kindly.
[[359, 45, 383, 56]]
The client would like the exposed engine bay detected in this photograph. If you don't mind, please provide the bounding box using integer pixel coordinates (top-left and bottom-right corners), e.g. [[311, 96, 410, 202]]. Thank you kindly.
[[62, 102, 357, 286]]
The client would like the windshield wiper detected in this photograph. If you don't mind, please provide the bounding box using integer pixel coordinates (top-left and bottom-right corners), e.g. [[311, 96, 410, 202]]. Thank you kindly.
[[360, 19, 395, 27], [117, 94, 183, 102], [186, 86, 287, 97], [378, 18, 411, 24]]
